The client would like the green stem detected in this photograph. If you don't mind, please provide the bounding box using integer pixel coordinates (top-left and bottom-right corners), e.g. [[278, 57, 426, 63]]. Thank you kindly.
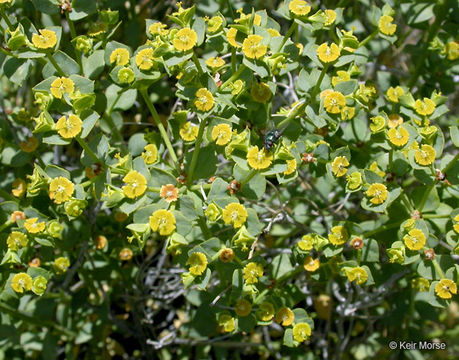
[[401, 192, 415, 213], [423, 214, 450, 219], [359, 30, 378, 48], [147, 186, 161, 192], [280, 22, 298, 48], [0, 9, 14, 30], [192, 53, 204, 77], [0, 301, 75, 338], [442, 153, 458, 173], [277, 101, 307, 129], [0, 220, 12, 233], [311, 64, 329, 103], [65, 12, 82, 71], [231, 48, 236, 73], [187, 117, 208, 185], [240, 169, 257, 187], [0, 188, 18, 202], [46, 52, 66, 77], [363, 221, 403, 237], [417, 184, 434, 212], [140, 89, 178, 164], [431, 259, 445, 278], [220, 64, 246, 90], [388, 149, 393, 171], [76, 136, 103, 166], [190, 183, 212, 191]]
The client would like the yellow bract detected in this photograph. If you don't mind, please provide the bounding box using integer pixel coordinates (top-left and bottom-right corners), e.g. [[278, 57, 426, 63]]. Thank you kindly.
[[179, 122, 199, 141], [32, 29, 57, 49], [403, 229, 426, 251], [378, 15, 396, 36], [292, 323, 311, 342], [222, 203, 248, 228], [56, 114, 82, 138], [346, 171, 362, 190], [304, 256, 320, 272], [218, 314, 235, 332], [324, 91, 346, 113], [247, 146, 273, 170], [226, 28, 241, 48], [7, 231, 28, 251], [11, 273, 32, 293], [142, 144, 158, 164], [388, 126, 409, 147], [346, 267, 368, 284], [119, 248, 133, 260], [173, 28, 198, 51], [251, 82, 272, 103], [211, 124, 232, 145], [298, 235, 314, 251], [414, 144, 436, 166], [149, 22, 168, 36], [205, 57, 225, 69], [317, 43, 340, 63], [243, 262, 263, 284], [328, 225, 349, 245], [135, 48, 155, 70], [194, 88, 214, 112], [207, 16, 223, 33], [386, 86, 404, 103], [366, 183, 388, 205], [160, 184, 179, 202], [257, 302, 275, 321], [275, 307, 294, 326], [331, 156, 349, 177], [149, 209, 176, 235], [49, 176, 74, 204], [235, 299, 252, 317], [122, 170, 147, 199], [435, 279, 457, 299], [110, 48, 130, 66], [324, 9, 337, 25], [12, 178, 26, 197], [284, 159, 297, 175], [54, 257, 70, 274], [50, 77, 74, 99], [187, 252, 208, 276], [289, 0, 311, 16], [24, 218, 45, 234], [242, 35, 267, 59], [414, 98, 436, 116]]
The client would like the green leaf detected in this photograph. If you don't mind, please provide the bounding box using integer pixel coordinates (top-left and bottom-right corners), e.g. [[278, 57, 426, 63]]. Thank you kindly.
[[31, 0, 59, 15], [270, 253, 294, 280], [69, 0, 97, 21], [42, 134, 71, 146], [43, 51, 79, 77], [335, 80, 358, 95], [45, 164, 70, 179], [450, 126, 459, 147], [3, 58, 32, 85], [83, 50, 105, 79], [192, 17, 206, 46], [106, 85, 137, 112], [242, 58, 269, 78], [80, 110, 99, 138], [360, 239, 379, 262], [184, 145, 217, 180]]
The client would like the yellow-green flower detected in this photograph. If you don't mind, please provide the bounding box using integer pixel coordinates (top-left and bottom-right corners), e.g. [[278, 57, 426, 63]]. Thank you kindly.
[[435, 279, 457, 299], [366, 183, 388, 205], [118, 68, 135, 83], [324, 9, 337, 25], [370, 115, 386, 133], [292, 323, 311, 342], [317, 43, 340, 63], [242, 35, 267, 59], [403, 229, 426, 251], [54, 257, 70, 274], [194, 88, 214, 112], [50, 77, 74, 99], [149, 209, 176, 235], [222, 203, 248, 228], [56, 114, 82, 138], [298, 234, 314, 251], [346, 267, 368, 284], [122, 170, 147, 199], [414, 144, 436, 166], [453, 214, 459, 234], [235, 299, 252, 317], [243, 262, 263, 284], [444, 41, 459, 61], [386, 86, 404, 103], [414, 98, 436, 116], [257, 301, 275, 321], [110, 48, 130, 66], [289, 0, 311, 16], [142, 144, 158, 164], [275, 307, 294, 326], [32, 29, 57, 49], [7, 231, 28, 251], [369, 161, 386, 177], [412, 277, 430, 292], [267, 28, 281, 37], [11, 273, 32, 293], [173, 28, 198, 51], [49, 176, 74, 204], [226, 28, 241, 48], [304, 256, 320, 272], [284, 159, 297, 175], [251, 82, 272, 103], [247, 146, 273, 170], [24, 218, 46, 234], [31, 276, 47, 296], [218, 314, 235, 332], [388, 126, 409, 147], [205, 57, 225, 69], [12, 178, 26, 197], [346, 171, 362, 190], [207, 16, 223, 33], [328, 225, 349, 245], [187, 252, 208, 276], [135, 48, 155, 70], [324, 91, 346, 113], [332, 71, 350, 87], [378, 15, 396, 36], [211, 124, 232, 145], [331, 156, 349, 177], [179, 122, 199, 141], [149, 22, 168, 36]]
